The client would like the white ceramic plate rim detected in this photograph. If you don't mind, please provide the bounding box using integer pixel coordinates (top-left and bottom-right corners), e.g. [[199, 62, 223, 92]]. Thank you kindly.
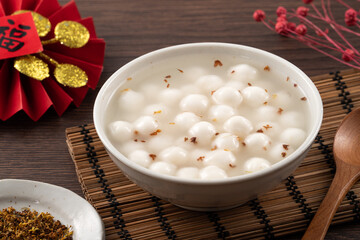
[[0, 179, 104, 240], [94, 42, 323, 186]]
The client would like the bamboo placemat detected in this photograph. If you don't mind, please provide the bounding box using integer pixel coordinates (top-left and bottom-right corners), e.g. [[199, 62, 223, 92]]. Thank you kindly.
[[66, 69, 360, 240]]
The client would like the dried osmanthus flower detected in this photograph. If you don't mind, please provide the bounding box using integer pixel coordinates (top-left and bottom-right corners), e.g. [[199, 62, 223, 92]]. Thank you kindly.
[[253, 0, 360, 69]]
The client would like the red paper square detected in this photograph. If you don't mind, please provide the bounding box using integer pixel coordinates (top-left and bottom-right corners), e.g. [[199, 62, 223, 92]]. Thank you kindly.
[[0, 12, 43, 60]]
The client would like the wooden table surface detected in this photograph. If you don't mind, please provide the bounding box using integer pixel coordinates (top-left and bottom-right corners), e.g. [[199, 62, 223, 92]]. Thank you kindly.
[[1, 0, 360, 239]]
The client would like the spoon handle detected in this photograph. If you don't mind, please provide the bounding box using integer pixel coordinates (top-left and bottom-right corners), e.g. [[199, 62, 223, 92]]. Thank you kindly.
[[302, 163, 360, 240]]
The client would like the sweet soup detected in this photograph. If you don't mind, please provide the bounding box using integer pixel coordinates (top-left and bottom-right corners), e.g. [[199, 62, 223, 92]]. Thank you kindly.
[[104, 55, 309, 180]]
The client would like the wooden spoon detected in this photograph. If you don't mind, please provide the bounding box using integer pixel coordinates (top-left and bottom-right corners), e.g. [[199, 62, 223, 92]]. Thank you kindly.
[[302, 108, 360, 240]]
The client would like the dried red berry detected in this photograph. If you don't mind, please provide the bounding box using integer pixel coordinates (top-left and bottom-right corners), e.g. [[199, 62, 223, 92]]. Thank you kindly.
[[345, 9, 357, 26], [277, 15, 287, 23], [342, 49, 355, 62], [275, 21, 288, 35], [296, 6, 309, 17], [276, 6, 287, 17], [253, 9, 265, 22], [287, 22, 296, 31], [295, 24, 307, 35]]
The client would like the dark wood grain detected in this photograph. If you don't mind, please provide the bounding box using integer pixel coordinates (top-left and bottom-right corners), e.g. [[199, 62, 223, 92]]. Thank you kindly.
[[1, 0, 360, 239]]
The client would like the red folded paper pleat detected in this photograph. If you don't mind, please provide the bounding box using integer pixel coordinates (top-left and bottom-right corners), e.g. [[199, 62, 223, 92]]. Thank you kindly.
[[0, 3, 5, 16], [21, 0, 40, 11], [34, 0, 61, 17], [0, 0, 105, 121], [42, 77, 73, 116], [44, 39, 106, 66], [44, 50, 103, 90], [0, 0, 20, 15], [0, 67, 23, 121], [20, 76, 53, 121], [49, 1, 81, 26], [80, 17, 97, 39]]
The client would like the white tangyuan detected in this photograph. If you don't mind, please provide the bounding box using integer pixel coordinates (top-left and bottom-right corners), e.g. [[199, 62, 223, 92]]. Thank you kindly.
[[176, 167, 199, 179], [147, 135, 174, 153], [149, 162, 177, 176], [228, 64, 258, 82], [119, 141, 145, 156], [200, 166, 228, 180], [118, 89, 145, 112], [183, 66, 208, 82], [242, 86, 269, 107], [244, 157, 271, 173], [244, 133, 271, 153], [174, 112, 201, 130], [144, 104, 171, 121], [180, 84, 202, 95], [255, 122, 280, 138], [188, 149, 209, 168], [140, 83, 160, 99], [208, 105, 235, 123], [108, 121, 133, 142], [212, 133, 240, 151], [280, 111, 305, 129], [128, 150, 152, 168], [180, 94, 209, 115], [223, 116, 253, 138], [272, 91, 292, 110], [225, 81, 247, 91], [133, 116, 158, 136], [254, 106, 279, 122], [212, 87, 243, 107], [280, 128, 306, 148], [269, 143, 294, 162], [189, 121, 217, 146], [158, 146, 188, 166], [158, 88, 183, 107], [203, 150, 236, 170], [195, 75, 224, 93]]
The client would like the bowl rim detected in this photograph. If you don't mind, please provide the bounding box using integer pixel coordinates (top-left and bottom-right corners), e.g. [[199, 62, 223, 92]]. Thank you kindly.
[[94, 42, 323, 186]]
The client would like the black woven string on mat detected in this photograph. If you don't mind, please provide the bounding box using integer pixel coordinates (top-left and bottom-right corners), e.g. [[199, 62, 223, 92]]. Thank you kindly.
[[249, 199, 274, 240], [79, 124, 132, 240], [331, 71, 354, 113], [330, 71, 360, 221], [207, 212, 230, 239], [151, 196, 177, 239], [286, 176, 314, 220]]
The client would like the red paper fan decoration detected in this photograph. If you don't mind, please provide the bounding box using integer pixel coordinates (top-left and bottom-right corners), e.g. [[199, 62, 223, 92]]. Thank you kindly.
[[0, 0, 105, 121]]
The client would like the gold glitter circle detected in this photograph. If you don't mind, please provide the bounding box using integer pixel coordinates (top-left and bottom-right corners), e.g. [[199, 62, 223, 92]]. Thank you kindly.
[[54, 21, 90, 48], [14, 55, 50, 81], [12, 10, 51, 37], [54, 64, 88, 88]]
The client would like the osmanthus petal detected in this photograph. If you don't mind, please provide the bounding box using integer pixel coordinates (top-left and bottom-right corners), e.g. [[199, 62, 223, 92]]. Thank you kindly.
[[0, 63, 23, 120], [34, 0, 61, 18], [44, 50, 103, 89], [44, 38, 106, 66], [41, 77, 73, 116], [20, 76, 53, 121]]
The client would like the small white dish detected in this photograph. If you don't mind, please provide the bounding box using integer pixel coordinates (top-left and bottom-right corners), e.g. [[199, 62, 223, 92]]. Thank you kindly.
[[0, 179, 104, 240]]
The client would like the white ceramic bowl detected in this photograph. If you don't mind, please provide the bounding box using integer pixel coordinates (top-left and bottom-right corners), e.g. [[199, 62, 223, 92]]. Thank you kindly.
[[94, 43, 323, 211]]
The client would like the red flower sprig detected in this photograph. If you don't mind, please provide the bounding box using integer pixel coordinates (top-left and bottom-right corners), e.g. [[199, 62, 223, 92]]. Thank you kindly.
[[253, 0, 360, 69]]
